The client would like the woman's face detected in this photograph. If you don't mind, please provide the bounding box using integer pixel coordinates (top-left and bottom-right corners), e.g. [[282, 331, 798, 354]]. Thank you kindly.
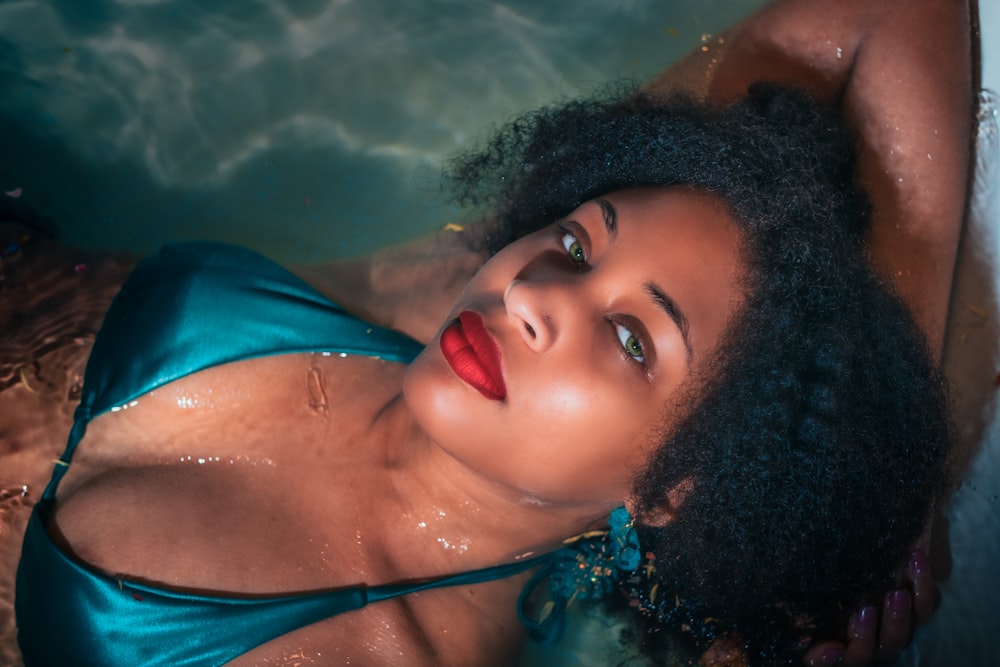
[[403, 187, 744, 508]]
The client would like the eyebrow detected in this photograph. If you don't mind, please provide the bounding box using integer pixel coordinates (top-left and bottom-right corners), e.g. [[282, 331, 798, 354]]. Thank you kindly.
[[597, 199, 617, 240], [645, 282, 693, 362]]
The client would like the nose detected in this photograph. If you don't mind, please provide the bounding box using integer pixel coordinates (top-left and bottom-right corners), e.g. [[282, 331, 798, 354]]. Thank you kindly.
[[503, 278, 563, 352]]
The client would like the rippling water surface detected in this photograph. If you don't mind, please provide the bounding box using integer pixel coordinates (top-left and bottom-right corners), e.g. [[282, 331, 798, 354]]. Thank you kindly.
[[2, 1, 998, 666], [1, 0, 761, 261]]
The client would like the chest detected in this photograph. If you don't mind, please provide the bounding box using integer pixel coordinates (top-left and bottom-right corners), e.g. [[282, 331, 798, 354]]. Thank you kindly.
[[50, 464, 528, 666], [49, 444, 529, 666], [51, 352, 409, 590], [66, 353, 406, 472], [45, 352, 531, 663]]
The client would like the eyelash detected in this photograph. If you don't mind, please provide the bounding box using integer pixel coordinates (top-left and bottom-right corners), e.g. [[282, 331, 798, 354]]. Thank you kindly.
[[556, 225, 649, 369]]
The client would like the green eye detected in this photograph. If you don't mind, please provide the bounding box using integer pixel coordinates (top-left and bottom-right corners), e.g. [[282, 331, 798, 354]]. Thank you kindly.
[[615, 323, 646, 364], [561, 233, 586, 263]]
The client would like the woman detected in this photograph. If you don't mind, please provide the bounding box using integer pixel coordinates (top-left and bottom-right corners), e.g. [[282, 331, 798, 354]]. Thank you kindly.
[[12, 1, 972, 666]]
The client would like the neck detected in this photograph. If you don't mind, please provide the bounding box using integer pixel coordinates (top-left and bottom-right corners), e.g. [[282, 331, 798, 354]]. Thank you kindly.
[[365, 394, 614, 576]]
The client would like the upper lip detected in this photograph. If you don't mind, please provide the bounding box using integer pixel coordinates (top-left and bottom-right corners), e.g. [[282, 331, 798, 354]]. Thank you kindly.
[[441, 311, 507, 400]]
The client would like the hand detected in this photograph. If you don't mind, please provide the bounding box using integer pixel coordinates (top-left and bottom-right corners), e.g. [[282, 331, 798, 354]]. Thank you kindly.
[[803, 549, 935, 666]]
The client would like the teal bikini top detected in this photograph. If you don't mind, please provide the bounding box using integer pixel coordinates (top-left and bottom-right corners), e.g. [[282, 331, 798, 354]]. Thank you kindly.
[[15, 242, 552, 667]]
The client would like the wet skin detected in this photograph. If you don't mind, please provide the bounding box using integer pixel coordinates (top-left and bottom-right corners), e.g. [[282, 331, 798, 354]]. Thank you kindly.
[[48, 187, 745, 666], [404, 186, 744, 509]]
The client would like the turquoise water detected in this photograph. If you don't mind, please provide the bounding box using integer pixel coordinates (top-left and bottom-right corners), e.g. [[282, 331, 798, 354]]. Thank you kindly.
[[0, 0, 764, 262], [1, 1, 998, 665]]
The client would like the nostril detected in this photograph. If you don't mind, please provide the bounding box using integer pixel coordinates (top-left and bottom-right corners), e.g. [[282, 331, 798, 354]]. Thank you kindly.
[[525, 322, 536, 338]]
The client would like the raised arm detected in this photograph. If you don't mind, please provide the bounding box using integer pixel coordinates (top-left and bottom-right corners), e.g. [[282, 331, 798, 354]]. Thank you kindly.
[[644, 2, 975, 664], [646, 0, 975, 357]]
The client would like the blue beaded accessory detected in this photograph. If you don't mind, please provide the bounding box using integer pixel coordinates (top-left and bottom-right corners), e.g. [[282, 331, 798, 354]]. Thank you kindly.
[[609, 506, 641, 570], [517, 507, 642, 642]]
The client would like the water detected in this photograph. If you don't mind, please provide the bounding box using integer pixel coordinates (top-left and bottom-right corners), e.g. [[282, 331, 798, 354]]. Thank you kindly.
[[2, 1, 999, 666], [0, 0, 764, 262]]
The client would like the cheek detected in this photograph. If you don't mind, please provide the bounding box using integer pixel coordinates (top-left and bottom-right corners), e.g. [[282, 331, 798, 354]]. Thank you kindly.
[[403, 349, 662, 504], [401, 347, 512, 456], [529, 377, 590, 416], [506, 376, 656, 481], [401, 349, 463, 436]]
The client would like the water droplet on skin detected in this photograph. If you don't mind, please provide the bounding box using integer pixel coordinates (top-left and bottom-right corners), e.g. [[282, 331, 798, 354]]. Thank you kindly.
[[836, 47, 843, 59], [436, 536, 470, 552]]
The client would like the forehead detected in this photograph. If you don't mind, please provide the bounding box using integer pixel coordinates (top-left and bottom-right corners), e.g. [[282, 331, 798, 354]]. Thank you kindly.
[[600, 187, 737, 238], [597, 187, 744, 357]]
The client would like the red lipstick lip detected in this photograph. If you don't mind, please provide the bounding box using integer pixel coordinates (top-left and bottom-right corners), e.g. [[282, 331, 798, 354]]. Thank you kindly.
[[439, 311, 507, 401]]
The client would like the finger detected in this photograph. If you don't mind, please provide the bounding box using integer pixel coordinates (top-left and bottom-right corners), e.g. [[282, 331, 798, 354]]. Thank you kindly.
[[841, 606, 877, 667], [874, 590, 912, 661], [803, 642, 844, 666], [908, 549, 935, 625]]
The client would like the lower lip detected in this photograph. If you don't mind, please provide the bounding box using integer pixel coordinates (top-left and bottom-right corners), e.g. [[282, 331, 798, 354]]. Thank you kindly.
[[439, 313, 507, 401]]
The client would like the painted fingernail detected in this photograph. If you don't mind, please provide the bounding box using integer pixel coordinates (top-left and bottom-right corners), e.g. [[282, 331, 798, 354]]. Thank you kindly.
[[888, 590, 911, 619], [910, 549, 928, 577], [849, 605, 877, 640]]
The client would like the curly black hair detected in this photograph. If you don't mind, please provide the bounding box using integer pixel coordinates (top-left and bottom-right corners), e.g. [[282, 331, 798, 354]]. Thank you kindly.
[[445, 83, 952, 663]]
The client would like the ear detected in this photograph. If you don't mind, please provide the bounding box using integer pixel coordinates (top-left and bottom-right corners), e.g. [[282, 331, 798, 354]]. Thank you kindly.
[[626, 477, 694, 528]]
